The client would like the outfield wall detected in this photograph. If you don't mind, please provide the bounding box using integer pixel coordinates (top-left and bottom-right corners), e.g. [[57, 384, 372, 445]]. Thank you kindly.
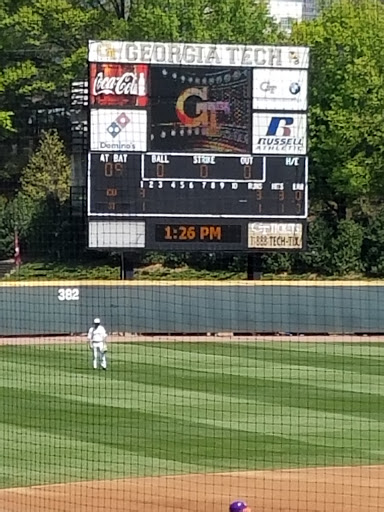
[[0, 281, 383, 336]]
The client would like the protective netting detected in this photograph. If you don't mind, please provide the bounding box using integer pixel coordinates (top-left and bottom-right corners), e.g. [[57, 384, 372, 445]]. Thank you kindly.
[[1, 0, 384, 511]]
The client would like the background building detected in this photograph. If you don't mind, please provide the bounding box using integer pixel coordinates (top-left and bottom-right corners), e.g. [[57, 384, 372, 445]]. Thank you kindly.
[[269, 0, 318, 30]]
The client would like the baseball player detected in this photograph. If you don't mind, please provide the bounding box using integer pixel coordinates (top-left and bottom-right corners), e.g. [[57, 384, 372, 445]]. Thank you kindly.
[[229, 501, 251, 512], [88, 318, 108, 370]]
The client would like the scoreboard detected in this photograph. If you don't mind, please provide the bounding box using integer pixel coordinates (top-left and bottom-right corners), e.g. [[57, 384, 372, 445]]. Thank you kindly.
[[89, 153, 306, 217], [87, 41, 309, 251]]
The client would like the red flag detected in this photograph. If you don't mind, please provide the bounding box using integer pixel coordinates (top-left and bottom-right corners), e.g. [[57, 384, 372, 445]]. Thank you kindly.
[[14, 230, 21, 267]]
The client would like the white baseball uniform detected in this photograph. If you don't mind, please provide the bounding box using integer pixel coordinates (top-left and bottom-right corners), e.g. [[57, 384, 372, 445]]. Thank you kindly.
[[88, 324, 108, 369]]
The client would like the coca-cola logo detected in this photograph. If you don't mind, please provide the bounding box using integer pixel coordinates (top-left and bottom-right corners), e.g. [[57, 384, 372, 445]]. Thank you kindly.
[[93, 71, 146, 96]]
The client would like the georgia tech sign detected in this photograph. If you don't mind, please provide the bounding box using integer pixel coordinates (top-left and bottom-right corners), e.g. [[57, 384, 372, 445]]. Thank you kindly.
[[175, 87, 230, 135], [89, 41, 310, 69]]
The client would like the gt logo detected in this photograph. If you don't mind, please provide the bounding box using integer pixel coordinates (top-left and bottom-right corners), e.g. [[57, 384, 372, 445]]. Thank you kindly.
[[175, 87, 230, 136], [260, 81, 277, 93], [266, 117, 294, 136]]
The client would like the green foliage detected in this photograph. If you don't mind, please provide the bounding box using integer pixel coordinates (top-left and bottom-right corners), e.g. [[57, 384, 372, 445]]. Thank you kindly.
[[0, 112, 15, 136], [0, 130, 84, 262], [20, 130, 71, 203], [0, 193, 38, 259], [1, 0, 384, 279], [81, 0, 129, 19], [127, 0, 282, 43], [262, 253, 293, 274], [330, 220, 364, 275], [0, 196, 13, 258], [137, 265, 244, 280], [21, 195, 86, 260], [0, 0, 108, 107], [297, 217, 334, 275], [292, 0, 384, 213], [362, 210, 384, 276], [6, 193, 40, 233], [2, 260, 120, 280], [0, 0, 114, 186]]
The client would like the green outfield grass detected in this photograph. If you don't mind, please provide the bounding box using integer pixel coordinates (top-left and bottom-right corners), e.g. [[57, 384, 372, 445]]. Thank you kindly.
[[1, 342, 384, 488]]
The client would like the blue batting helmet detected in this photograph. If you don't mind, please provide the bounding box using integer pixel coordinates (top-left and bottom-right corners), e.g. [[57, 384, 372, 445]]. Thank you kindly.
[[229, 501, 249, 512]]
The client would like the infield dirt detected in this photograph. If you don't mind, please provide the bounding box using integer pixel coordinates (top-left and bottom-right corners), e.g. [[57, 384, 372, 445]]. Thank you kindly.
[[1, 465, 384, 512]]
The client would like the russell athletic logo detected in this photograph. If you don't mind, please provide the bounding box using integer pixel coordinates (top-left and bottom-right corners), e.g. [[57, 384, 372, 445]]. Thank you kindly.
[[253, 115, 306, 154], [266, 117, 294, 136], [107, 112, 130, 138]]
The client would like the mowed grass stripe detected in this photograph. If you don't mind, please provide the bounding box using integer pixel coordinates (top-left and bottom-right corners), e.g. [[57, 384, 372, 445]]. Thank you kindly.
[[0, 427, 206, 488], [3, 360, 383, 444], [1, 387, 382, 465], [3, 341, 384, 365], [3, 351, 384, 423], [2, 342, 383, 386], [107, 347, 384, 396], [0, 386, 352, 484], [152, 341, 384, 357], [0, 343, 384, 487], [133, 342, 384, 376], [2, 345, 384, 423], [2, 345, 384, 425], [5, 350, 384, 395]]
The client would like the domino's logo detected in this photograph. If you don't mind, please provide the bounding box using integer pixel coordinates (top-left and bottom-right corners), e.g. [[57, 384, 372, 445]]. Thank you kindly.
[[107, 112, 131, 138], [91, 109, 147, 151]]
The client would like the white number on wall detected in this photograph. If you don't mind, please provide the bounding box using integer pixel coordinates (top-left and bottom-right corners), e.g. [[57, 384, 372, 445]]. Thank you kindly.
[[58, 288, 80, 301]]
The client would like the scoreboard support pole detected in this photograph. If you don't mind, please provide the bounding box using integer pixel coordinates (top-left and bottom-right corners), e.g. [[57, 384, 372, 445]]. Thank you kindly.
[[247, 253, 263, 280], [120, 253, 135, 280]]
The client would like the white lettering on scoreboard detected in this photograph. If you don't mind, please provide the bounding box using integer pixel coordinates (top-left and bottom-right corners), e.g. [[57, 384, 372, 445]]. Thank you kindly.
[[89, 41, 309, 69], [248, 222, 303, 249]]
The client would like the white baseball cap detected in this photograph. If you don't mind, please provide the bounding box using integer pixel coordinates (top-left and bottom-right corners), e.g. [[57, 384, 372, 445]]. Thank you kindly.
[[94, 318, 101, 324]]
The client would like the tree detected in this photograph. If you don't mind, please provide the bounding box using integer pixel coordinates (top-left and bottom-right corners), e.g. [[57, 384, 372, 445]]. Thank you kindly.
[[291, 0, 384, 218], [0, 0, 124, 190], [125, 0, 282, 44], [0, 0, 107, 127], [83, 0, 131, 19], [20, 130, 71, 203], [82, 0, 282, 41]]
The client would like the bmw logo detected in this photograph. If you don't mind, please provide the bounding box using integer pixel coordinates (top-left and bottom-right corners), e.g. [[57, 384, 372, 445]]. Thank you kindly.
[[289, 82, 301, 95]]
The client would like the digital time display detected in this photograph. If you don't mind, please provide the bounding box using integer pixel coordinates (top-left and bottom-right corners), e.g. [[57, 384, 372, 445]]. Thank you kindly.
[[155, 224, 242, 243]]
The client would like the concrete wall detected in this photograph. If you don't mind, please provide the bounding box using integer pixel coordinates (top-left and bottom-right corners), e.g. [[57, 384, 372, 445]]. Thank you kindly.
[[0, 281, 383, 336]]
